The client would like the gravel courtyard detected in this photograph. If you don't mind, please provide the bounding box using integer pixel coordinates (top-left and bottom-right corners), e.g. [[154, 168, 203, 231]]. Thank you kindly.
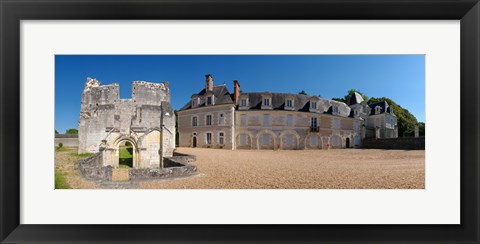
[[139, 148, 425, 189], [56, 147, 424, 189]]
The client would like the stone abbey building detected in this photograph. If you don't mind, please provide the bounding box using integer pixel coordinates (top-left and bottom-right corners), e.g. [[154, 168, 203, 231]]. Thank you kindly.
[[177, 74, 398, 150], [78, 78, 175, 168]]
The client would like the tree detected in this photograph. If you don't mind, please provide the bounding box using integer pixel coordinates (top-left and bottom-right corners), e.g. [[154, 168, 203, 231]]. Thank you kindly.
[[346, 89, 369, 101], [55, 129, 59, 135], [331, 89, 368, 103], [331, 97, 346, 102], [418, 122, 425, 137], [298, 90, 308, 95], [368, 97, 421, 137], [66, 128, 78, 134]]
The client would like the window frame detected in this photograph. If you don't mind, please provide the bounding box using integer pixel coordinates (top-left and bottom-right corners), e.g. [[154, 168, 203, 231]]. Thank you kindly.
[[206, 114, 213, 126]]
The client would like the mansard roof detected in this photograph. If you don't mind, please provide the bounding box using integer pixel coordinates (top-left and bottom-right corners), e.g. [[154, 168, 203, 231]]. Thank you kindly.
[[238, 92, 351, 117], [347, 92, 364, 105], [368, 101, 390, 115], [180, 86, 352, 117], [179, 85, 234, 111]]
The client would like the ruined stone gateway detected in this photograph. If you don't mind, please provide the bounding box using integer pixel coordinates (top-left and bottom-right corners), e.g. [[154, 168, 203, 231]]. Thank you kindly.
[[78, 77, 176, 169]]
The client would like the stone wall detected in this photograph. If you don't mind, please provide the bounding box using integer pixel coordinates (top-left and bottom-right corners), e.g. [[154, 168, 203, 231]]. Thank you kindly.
[[78, 151, 197, 182], [78, 152, 112, 181], [55, 134, 79, 147], [362, 137, 425, 150], [129, 156, 197, 180]]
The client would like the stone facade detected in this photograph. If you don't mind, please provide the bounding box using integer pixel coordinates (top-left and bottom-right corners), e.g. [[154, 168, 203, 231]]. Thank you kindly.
[[178, 74, 397, 150], [78, 78, 175, 169]]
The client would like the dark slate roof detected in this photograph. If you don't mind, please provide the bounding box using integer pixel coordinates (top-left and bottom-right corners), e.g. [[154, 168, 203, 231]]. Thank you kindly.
[[180, 88, 352, 117], [179, 85, 234, 110], [347, 92, 364, 105], [238, 92, 351, 117], [368, 101, 389, 115], [239, 92, 311, 111]]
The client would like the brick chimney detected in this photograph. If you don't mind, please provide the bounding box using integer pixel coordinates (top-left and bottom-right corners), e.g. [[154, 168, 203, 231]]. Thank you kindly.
[[233, 80, 241, 105], [205, 74, 213, 91]]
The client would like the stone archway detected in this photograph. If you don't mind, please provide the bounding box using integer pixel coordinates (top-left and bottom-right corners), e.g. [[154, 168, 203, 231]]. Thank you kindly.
[[112, 136, 139, 169], [279, 130, 300, 150], [118, 141, 134, 168], [305, 134, 322, 149], [235, 131, 255, 149], [256, 130, 276, 150]]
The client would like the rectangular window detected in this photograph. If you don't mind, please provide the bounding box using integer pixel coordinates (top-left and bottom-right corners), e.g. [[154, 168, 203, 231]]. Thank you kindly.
[[192, 116, 198, 127], [286, 99, 293, 107], [311, 102, 317, 109], [287, 115, 294, 126], [206, 115, 212, 126], [263, 114, 271, 126], [219, 132, 225, 145], [206, 133, 212, 144], [239, 134, 247, 145], [240, 99, 247, 107], [263, 98, 270, 106], [219, 113, 225, 125], [311, 117, 318, 127], [262, 134, 270, 145], [240, 114, 247, 126], [207, 96, 212, 105]]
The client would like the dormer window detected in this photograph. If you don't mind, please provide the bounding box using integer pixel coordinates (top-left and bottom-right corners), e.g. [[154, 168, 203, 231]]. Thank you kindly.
[[261, 93, 272, 110], [240, 99, 247, 107], [206, 95, 214, 106], [263, 98, 270, 106], [238, 95, 249, 110], [285, 96, 295, 110], [375, 106, 381, 115], [332, 105, 339, 114], [309, 97, 320, 113], [191, 95, 199, 108]]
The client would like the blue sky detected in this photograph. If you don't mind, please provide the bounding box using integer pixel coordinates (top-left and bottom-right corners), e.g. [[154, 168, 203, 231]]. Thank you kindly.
[[55, 55, 425, 133]]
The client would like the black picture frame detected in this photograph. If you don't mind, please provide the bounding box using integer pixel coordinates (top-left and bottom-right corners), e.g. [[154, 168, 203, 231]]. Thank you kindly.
[[1, 0, 479, 243]]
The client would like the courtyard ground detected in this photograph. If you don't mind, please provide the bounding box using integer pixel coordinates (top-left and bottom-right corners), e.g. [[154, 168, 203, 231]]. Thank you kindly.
[[55, 147, 425, 189]]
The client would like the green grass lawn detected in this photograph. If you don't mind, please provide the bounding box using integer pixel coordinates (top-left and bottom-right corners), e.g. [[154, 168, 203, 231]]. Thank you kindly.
[[119, 145, 133, 168], [55, 169, 70, 189]]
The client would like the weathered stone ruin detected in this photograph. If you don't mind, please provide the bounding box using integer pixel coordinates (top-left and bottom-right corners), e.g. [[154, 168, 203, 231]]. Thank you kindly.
[[78, 77, 176, 169]]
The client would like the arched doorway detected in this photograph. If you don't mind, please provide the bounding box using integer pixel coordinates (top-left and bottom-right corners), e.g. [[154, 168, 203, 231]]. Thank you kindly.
[[345, 138, 350, 148], [119, 141, 134, 168], [192, 136, 197, 148]]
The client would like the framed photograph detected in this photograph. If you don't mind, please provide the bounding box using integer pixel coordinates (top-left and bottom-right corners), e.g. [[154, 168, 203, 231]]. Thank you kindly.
[[1, 0, 479, 243]]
